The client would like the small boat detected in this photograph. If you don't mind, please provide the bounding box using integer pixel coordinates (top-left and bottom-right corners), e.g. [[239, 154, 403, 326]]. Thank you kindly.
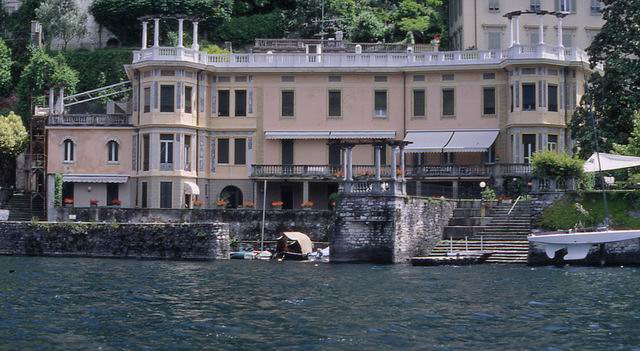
[[256, 251, 272, 260], [528, 230, 640, 260], [273, 232, 313, 261], [308, 247, 330, 262]]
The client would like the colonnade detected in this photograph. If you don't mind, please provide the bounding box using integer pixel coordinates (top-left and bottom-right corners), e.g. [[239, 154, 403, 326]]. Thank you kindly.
[[141, 17, 199, 50], [507, 11, 568, 48]]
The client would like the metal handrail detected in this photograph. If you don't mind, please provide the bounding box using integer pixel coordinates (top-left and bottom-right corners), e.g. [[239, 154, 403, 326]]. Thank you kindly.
[[507, 195, 522, 216]]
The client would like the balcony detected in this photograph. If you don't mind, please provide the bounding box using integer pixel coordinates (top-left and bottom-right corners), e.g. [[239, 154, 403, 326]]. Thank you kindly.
[[48, 114, 131, 127], [251, 164, 532, 179], [132, 44, 592, 69]]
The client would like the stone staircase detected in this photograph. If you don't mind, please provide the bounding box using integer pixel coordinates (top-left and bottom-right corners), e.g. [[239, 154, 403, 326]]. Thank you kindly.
[[428, 200, 532, 264], [6, 193, 45, 221]]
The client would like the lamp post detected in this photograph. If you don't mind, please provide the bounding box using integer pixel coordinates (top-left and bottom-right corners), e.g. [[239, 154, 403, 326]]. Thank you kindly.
[[480, 181, 487, 217]]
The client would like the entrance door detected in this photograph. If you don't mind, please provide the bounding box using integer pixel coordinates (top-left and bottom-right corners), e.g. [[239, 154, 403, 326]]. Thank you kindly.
[[107, 183, 119, 206], [282, 140, 294, 174], [184, 194, 192, 209], [522, 134, 537, 164], [280, 185, 293, 209]]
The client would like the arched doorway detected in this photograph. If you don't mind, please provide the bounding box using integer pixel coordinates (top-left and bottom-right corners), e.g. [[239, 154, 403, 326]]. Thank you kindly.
[[220, 186, 243, 208]]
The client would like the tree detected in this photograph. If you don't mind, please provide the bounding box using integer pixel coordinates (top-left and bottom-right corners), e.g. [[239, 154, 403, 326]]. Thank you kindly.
[[16, 48, 78, 123], [0, 112, 28, 186], [570, 0, 640, 157], [350, 11, 386, 42], [0, 39, 12, 97], [36, 0, 88, 50], [613, 112, 640, 156], [393, 0, 441, 43]]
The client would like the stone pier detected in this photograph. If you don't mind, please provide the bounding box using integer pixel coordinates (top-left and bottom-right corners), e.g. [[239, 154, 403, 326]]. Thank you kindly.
[[332, 189, 456, 264]]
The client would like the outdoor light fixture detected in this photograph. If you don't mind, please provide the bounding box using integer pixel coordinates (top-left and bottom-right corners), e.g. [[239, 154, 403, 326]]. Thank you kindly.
[[479, 181, 487, 188]]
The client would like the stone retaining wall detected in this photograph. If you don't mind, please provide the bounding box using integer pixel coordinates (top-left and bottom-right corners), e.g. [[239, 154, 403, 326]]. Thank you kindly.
[[0, 222, 230, 260], [332, 194, 456, 264], [54, 208, 334, 242], [529, 240, 640, 266]]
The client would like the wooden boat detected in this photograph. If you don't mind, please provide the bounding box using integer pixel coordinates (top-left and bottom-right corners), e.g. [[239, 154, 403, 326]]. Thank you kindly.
[[273, 232, 313, 261], [528, 230, 640, 260]]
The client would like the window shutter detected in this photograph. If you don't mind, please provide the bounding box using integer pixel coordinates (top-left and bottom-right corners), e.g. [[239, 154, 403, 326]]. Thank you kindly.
[[248, 75, 254, 114], [198, 134, 205, 172], [176, 82, 182, 109], [211, 78, 217, 116], [199, 73, 205, 113], [153, 82, 159, 110], [555, 0, 559, 11], [538, 80, 543, 108], [132, 135, 138, 171], [210, 137, 216, 173], [515, 81, 520, 108], [571, 0, 577, 13]]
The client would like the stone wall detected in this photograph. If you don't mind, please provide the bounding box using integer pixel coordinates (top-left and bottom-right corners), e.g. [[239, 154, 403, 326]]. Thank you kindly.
[[529, 239, 640, 266], [332, 194, 456, 264], [0, 222, 230, 260], [530, 192, 566, 225], [54, 208, 334, 242]]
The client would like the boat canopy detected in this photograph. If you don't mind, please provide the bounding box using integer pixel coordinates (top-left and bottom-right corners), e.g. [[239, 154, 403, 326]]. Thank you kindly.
[[277, 232, 313, 255], [584, 153, 640, 173]]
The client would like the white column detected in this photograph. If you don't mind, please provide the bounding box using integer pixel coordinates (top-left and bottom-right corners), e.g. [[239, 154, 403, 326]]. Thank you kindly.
[[538, 15, 545, 44], [391, 146, 398, 180], [153, 18, 160, 47], [192, 21, 199, 50], [58, 87, 64, 114], [400, 147, 406, 181], [557, 16, 564, 47], [303, 181, 309, 203], [141, 21, 148, 49], [374, 145, 382, 181], [347, 146, 353, 181], [342, 148, 348, 181], [508, 17, 514, 47], [177, 19, 184, 47], [48, 88, 55, 112], [514, 16, 521, 45]]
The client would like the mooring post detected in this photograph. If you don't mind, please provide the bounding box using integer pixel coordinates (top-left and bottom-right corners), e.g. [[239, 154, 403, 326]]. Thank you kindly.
[[465, 236, 468, 251]]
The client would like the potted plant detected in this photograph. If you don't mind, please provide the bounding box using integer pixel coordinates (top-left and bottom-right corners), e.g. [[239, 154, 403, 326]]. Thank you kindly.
[[89, 199, 99, 207], [271, 200, 284, 210], [396, 168, 404, 177], [63, 198, 74, 207], [111, 199, 122, 207], [192, 199, 204, 209], [216, 198, 228, 208], [301, 200, 314, 210], [242, 200, 255, 209], [334, 170, 344, 178]]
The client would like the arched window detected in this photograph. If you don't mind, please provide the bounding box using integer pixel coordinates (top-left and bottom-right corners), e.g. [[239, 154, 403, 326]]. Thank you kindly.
[[107, 140, 119, 162], [63, 139, 74, 162], [220, 186, 243, 209]]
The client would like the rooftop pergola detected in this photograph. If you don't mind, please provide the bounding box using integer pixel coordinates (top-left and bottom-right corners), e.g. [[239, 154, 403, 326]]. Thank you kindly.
[[137, 14, 201, 50], [503, 10, 570, 48]]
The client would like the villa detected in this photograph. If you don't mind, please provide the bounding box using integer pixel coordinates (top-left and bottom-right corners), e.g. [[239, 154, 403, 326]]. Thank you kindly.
[[42, 0, 605, 214]]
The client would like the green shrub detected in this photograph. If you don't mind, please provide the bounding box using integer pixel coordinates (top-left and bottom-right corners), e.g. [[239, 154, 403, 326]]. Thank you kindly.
[[214, 10, 287, 43], [531, 151, 584, 180], [481, 187, 496, 201], [54, 173, 63, 207], [60, 48, 131, 92]]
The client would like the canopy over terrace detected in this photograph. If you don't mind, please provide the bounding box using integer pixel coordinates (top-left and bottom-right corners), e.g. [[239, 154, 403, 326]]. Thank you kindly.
[[403, 130, 499, 154], [584, 153, 640, 173]]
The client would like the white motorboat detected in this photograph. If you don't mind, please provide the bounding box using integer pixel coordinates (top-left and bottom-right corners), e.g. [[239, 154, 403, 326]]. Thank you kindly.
[[528, 230, 640, 260]]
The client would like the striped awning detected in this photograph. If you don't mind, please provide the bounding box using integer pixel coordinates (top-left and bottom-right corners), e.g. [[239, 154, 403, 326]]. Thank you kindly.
[[183, 181, 200, 195], [63, 174, 129, 183], [404, 130, 499, 153], [264, 131, 396, 140]]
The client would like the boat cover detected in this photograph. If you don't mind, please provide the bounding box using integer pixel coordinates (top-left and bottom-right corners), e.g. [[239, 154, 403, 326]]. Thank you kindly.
[[280, 232, 313, 255], [584, 153, 640, 172]]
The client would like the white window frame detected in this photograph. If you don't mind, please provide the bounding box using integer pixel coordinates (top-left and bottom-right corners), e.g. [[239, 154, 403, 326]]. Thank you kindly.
[[63, 139, 75, 163], [107, 140, 119, 163]]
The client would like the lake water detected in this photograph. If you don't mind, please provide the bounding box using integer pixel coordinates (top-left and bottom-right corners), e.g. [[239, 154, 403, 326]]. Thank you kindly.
[[1, 257, 640, 350]]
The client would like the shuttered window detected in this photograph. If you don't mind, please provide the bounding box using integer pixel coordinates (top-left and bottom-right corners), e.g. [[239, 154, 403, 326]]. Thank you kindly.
[[413, 89, 426, 117]]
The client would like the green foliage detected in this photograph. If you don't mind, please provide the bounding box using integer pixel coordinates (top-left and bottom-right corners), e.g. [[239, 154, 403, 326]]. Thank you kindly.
[[54, 173, 62, 207], [612, 111, 640, 156], [36, 0, 87, 50], [0, 39, 12, 97], [394, 0, 440, 42], [503, 177, 527, 197], [578, 171, 596, 191], [16, 48, 79, 121], [350, 11, 386, 42], [201, 44, 231, 54], [60, 48, 131, 92], [481, 187, 496, 201], [571, 0, 640, 157], [531, 151, 584, 180], [215, 10, 287, 43], [538, 192, 640, 230], [0, 112, 28, 156]]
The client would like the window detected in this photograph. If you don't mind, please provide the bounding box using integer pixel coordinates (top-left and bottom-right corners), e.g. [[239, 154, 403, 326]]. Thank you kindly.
[[143, 87, 151, 113], [141, 182, 148, 208], [63, 139, 74, 162], [523, 134, 537, 164], [442, 74, 455, 81], [483, 87, 496, 115], [529, 31, 540, 45], [281, 90, 294, 117], [413, 75, 425, 82], [548, 84, 559, 112], [160, 134, 174, 168], [235, 90, 247, 117], [562, 32, 574, 47], [374, 75, 387, 82], [328, 90, 341, 117], [442, 88, 455, 117], [160, 70, 175, 76], [522, 83, 537, 111], [488, 32, 501, 50], [329, 143, 341, 165], [142, 135, 150, 171], [374, 90, 387, 117], [591, 0, 603, 14], [557, 0, 577, 13], [160, 182, 172, 209], [548, 135, 559, 152], [530, 0, 541, 11], [281, 140, 294, 166], [488, 0, 499, 12], [328, 75, 342, 82], [184, 86, 192, 114], [107, 183, 119, 205], [413, 89, 426, 117], [443, 152, 455, 165], [510, 85, 514, 112], [218, 90, 230, 116], [281, 75, 295, 82], [160, 85, 175, 112], [217, 76, 231, 83], [184, 135, 191, 171], [483, 72, 496, 80], [218, 138, 229, 164], [107, 140, 119, 162], [234, 138, 246, 165]]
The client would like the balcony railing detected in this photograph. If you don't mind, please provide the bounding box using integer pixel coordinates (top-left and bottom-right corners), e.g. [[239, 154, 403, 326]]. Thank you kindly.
[[132, 44, 592, 68], [252, 164, 532, 178], [48, 114, 131, 126]]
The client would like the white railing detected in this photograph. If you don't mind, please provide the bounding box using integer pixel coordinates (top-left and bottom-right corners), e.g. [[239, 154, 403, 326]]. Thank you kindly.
[[132, 43, 592, 68]]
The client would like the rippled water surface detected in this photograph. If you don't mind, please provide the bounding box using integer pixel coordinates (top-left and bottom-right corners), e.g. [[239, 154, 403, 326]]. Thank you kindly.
[[2, 257, 640, 350]]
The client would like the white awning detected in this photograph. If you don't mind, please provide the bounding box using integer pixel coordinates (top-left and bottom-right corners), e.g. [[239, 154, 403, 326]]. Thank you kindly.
[[63, 174, 128, 183], [264, 131, 395, 140], [184, 181, 200, 195], [442, 130, 499, 153], [403, 131, 453, 153], [584, 153, 640, 173]]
